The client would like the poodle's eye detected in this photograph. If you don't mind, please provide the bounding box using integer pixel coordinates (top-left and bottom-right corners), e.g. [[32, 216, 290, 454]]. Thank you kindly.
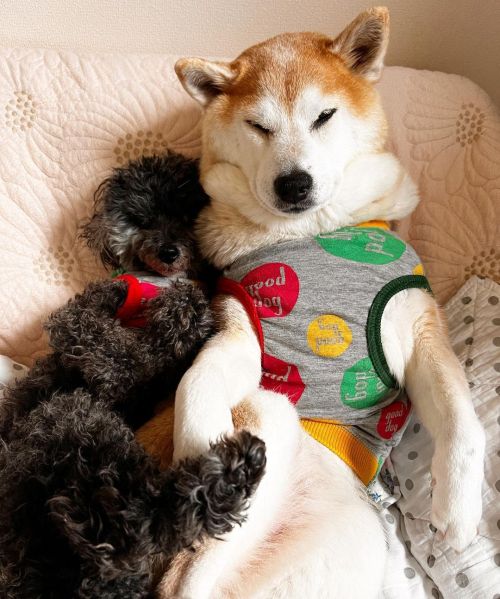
[[245, 120, 272, 136], [127, 213, 155, 230], [312, 108, 337, 131], [130, 216, 154, 229]]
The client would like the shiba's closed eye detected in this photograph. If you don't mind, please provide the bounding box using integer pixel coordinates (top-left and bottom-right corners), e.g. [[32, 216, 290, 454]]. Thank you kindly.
[[245, 120, 272, 136], [312, 108, 337, 130]]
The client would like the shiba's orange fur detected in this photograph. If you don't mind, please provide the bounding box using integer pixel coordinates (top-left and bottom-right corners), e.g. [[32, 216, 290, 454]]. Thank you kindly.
[[214, 33, 379, 121]]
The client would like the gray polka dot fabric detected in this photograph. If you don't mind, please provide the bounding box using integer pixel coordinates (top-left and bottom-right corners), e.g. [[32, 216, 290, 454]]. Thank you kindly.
[[405, 479, 414, 491], [456, 572, 470, 588], [386, 277, 500, 598], [376, 501, 446, 598]]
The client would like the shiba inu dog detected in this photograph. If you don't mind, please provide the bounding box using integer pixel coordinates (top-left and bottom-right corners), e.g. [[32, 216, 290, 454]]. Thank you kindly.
[[157, 7, 485, 598]]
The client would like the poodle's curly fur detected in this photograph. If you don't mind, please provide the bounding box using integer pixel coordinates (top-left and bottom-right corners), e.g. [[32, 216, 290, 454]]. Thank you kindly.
[[0, 154, 266, 598], [0, 277, 213, 434], [1, 154, 215, 434]]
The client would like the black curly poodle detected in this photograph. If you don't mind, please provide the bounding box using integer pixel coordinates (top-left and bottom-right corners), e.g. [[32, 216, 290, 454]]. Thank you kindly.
[[0, 153, 266, 598], [1, 154, 215, 434]]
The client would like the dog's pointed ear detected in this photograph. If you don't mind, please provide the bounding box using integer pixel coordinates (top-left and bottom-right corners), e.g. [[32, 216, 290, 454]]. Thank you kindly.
[[330, 7, 390, 82], [175, 58, 237, 106]]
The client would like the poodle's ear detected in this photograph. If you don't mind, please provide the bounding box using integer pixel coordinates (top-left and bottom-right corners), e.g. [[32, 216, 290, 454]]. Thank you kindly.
[[330, 7, 390, 82], [81, 183, 120, 268], [176, 157, 210, 220]]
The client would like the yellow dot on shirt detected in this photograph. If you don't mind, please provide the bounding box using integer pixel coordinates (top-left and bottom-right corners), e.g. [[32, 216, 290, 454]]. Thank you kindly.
[[413, 263, 425, 275], [307, 314, 352, 358]]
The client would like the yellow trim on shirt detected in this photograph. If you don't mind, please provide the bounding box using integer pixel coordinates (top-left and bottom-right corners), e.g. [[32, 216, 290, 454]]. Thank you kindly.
[[301, 418, 380, 486], [355, 220, 390, 230]]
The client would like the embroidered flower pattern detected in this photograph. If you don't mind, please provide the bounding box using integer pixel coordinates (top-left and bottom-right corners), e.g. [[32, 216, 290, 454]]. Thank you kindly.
[[0, 174, 101, 363], [61, 76, 202, 197], [409, 182, 499, 302], [404, 72, 500, 194], [4, 90, 37, 132], [0, 49, 84, 180], [33, 246, 76, 286]]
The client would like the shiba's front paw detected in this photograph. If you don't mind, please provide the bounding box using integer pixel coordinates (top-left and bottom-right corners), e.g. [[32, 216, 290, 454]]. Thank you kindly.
[[430, 424, 485, 551], [347, 153, 419, 222]]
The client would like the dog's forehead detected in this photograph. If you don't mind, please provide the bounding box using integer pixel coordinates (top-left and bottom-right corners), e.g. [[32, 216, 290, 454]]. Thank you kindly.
[[223, 32, 373, 117]]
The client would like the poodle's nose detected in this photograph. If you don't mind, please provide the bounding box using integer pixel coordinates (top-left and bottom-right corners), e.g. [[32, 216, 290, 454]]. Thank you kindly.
[[274, 170, 313, 205], [159, 246, 180, 264]]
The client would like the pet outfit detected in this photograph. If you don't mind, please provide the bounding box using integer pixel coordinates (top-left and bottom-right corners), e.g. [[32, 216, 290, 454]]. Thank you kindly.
[[219, 222, 431, 485], [112, 270, 172, 328]]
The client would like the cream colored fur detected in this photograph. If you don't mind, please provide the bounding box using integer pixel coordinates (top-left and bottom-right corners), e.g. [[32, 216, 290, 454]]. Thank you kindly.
[[165, 7, 485, 598]]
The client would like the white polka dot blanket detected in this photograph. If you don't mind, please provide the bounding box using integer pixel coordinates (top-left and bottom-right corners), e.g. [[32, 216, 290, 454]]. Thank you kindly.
[[373, 275, 500, 598], [0, 48, 498, 597]]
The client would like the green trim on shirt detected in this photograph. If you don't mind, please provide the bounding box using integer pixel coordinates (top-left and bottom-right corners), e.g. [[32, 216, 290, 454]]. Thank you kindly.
[[366, 275, 433, 389], [110, 266, 126, 278]]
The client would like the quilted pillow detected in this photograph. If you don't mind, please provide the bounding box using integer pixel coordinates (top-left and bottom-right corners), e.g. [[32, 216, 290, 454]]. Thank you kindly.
[[379, 68, 500, 304], [389, 276, 500, 597], [0, 49, 201, 364], [0, 50, 498, 364]]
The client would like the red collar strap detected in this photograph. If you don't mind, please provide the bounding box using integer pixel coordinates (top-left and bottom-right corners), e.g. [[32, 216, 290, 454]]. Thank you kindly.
[[217, 277, 264, 352], [116, 274, 146, 326]]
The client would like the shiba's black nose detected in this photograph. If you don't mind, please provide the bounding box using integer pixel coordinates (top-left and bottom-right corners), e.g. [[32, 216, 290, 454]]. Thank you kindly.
[[159, 246, 180, 263], [274, 170, 313, 205]]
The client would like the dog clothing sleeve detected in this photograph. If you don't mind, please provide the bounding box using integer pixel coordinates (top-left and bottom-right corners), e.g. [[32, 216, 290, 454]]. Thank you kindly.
[[220, 224, 431, 485]]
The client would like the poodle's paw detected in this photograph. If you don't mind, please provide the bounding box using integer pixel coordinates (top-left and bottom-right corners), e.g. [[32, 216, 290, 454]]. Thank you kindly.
[[209, 430, 266, 505], [145, 284, 213, 359], [174, 431, 266, 539], [46, 280, 128, 353], [76, 279, 128, 314], [430, 424, 485, 552]]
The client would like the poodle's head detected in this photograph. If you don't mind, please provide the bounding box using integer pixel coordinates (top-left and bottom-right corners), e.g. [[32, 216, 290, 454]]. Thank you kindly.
[[83, 153, 209, 277]]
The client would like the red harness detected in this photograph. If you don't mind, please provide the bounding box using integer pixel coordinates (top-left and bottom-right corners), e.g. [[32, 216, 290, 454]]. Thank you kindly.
[[115, 274, 162, 328]]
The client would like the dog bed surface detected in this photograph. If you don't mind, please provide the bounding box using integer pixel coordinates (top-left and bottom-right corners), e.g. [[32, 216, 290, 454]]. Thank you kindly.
[[378, 276, 500, 598], [0, 48, 499, 365], [0, 48, 498, 597]]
